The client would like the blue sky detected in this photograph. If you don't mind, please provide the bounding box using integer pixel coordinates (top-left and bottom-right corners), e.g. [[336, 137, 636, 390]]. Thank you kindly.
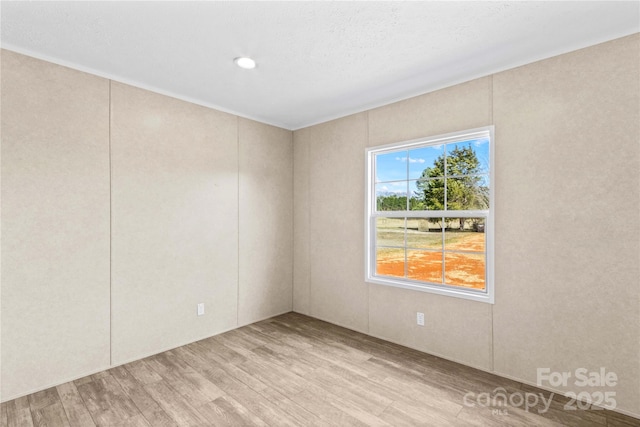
[[375, 138, 489, 188]]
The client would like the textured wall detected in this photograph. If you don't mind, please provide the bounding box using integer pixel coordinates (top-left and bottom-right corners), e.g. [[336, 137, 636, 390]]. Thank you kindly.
[[491, 33, 640, 414], [367, 77, 494, 370], [2, 33, 638, 417], [110, 82, 240, 365], [238, 118, 293, 325], [297, 113, 370, 333], [292, 127, 311, 315], [293, 34, 640, 416], [1, 50, 111, 398], [1, 51, 293, 400]]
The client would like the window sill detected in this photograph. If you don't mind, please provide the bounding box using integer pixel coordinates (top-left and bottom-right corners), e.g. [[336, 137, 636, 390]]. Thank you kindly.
[[366, 275, 494, 304]]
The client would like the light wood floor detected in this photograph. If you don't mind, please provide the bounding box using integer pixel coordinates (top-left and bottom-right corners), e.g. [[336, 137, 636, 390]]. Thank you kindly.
[[1, 312, 637, 427]]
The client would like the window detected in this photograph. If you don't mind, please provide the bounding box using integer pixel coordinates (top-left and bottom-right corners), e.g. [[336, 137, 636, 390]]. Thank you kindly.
[[365, 127, 494, 303]]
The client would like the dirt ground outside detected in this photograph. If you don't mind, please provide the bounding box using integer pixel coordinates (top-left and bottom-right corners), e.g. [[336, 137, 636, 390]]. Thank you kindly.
[[375, 219, 486, 289]]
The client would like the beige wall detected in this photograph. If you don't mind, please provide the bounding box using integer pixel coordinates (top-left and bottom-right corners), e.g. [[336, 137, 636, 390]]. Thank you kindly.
[[110, 82, 240, 365], [491, 34, 639, 414], [238, 118, 293, 325], [368, 77, 495, 371], [0, 51, 293, 400], [295, 113, 370, 333], [1, 50, 111, 399], [1, 33, 638, 418], [293, 34, 640, 416]]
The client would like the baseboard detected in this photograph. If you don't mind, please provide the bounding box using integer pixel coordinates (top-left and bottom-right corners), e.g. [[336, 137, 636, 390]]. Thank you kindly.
[[295, 311, 369, 335], [237, 309, 294, 329], [5, 310, 639, 421], [1, 327, 235, 403], [1, 310, 293, 403], [1, 363, 112, 404], [295, 312, 640, 421], [494, 371, 640, 420]]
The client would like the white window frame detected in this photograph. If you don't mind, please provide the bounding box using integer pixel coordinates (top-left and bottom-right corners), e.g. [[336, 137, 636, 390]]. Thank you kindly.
[[365, 126, 495, 304]]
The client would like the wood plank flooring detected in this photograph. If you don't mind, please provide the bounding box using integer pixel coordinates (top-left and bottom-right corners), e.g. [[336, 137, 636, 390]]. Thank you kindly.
[[2, 312, 638, 426]]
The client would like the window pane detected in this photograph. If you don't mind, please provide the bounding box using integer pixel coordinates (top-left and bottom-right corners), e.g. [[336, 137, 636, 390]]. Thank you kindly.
[[376, 247, 405, 278], [444, 252, 485, 290], [446, 138, 489, 176], [376, 217, 405, 247], [407, 250, 443, 283], [375, 151, 408, 182], [446, 175, 489, 210], [406, 218, 442, 249], [367, 127, 492, 302], [409, 178, 445, 210], [444, 218, 485, 252], [376, 182, 408, 211], [408, 145, 444, 180]]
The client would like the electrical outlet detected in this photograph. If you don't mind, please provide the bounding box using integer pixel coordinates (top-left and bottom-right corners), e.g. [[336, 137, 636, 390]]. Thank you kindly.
[[417, 312, 425, 326], [197, 303, 205, 316]]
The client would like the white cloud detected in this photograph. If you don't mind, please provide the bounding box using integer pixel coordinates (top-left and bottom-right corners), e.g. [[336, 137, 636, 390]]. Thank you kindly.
[[395, 156, 425, 164], [472, 138, 489, 147], [377, 182, 408, 195]]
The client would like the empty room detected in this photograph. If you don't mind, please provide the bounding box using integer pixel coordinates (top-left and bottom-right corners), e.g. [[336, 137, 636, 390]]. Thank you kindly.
[[1, 1, 639, 426]]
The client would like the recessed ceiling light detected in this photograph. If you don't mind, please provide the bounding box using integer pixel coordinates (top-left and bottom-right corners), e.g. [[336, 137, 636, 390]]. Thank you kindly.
[[234, 57, 256, 70]]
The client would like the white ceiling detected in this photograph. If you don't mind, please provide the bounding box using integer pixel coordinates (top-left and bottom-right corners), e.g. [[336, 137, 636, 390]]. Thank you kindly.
[[1, 1, 639, 130]]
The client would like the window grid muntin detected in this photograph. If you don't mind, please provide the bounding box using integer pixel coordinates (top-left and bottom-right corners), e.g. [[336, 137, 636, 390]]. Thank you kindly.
[[371, 144, 492, 213], [373, 215, 488, 292], [367, 126, 493, 302]]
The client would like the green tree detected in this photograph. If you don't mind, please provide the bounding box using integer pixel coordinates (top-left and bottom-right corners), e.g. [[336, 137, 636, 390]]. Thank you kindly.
[[415, 144, 488, 228], [377, 194, 407, 211]]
